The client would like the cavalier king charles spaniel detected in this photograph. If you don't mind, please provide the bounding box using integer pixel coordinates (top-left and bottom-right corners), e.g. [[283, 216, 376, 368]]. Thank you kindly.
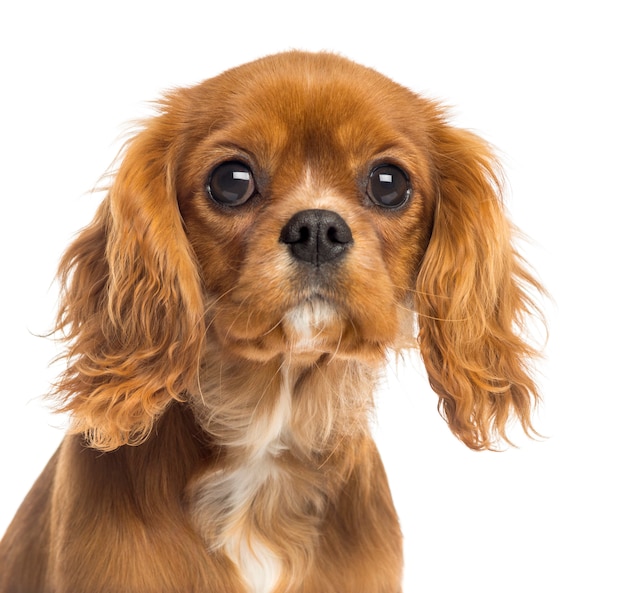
[[0, 51, 542, 593]]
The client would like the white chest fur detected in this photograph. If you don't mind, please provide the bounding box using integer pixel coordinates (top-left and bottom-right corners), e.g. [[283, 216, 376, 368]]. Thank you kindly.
[[202, 462, 283, 593], [188, 368, 294, 593]]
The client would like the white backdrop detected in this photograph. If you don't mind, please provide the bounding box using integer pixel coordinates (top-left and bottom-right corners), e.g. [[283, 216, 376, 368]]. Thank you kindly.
[[1, 1, 624, 591]]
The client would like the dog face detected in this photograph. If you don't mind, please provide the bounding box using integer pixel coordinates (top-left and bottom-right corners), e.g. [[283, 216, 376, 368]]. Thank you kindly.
[[55, 51, 541, 452], [176, 54, 437, 363]]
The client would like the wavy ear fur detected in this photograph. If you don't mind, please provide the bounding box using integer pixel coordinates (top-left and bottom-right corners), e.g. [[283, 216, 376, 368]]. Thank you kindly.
[[416, 124, 543, 450], [54, 116, 205, 451]]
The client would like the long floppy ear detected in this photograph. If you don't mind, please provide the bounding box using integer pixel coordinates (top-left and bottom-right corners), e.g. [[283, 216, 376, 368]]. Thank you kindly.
[[416, 124, 543, 450], [53, 116, 205, 451]]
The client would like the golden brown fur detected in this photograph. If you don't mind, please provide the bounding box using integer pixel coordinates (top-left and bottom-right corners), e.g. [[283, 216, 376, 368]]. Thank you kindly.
[[0, 51, 542, 592]]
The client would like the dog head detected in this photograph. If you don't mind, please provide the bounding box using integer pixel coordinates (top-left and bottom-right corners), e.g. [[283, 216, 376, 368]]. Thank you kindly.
[[54, 51, 541, 451]]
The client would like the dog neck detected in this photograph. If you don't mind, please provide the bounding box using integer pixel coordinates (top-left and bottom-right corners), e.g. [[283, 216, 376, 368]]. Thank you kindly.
[[186, 349, 379, 592], [190, 346, 378, 455]]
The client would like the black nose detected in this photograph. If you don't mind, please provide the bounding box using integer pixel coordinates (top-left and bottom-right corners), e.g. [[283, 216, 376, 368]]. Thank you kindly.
[[280, 209, 353, 266]]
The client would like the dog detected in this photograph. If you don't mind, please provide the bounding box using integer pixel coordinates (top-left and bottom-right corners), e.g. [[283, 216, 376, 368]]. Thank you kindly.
[[0, 51, 542, 593]]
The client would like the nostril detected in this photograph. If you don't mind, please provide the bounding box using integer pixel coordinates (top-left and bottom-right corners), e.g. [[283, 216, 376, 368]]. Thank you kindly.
[[280, 221, 309, 245], [280, 209, 353, 266], [327, 224, 351, 245], [299, 226, 311, 243]]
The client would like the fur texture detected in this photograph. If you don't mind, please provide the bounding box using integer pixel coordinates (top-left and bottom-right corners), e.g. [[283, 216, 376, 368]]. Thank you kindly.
[[0, 51, 542, 593]]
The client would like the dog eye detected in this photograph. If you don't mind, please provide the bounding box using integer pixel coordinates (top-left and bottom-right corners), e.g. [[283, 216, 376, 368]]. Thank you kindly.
[[207, 161, 256, 206], [366, 164, 411, 208]]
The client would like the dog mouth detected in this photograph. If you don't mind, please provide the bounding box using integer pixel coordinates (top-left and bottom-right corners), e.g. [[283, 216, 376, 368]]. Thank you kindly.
[[209, 287, 392, 362], [209, 286, 407, 366]]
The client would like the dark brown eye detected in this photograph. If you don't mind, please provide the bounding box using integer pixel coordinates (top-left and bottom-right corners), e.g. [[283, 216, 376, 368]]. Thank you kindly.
[[207, 161, 256, 206], [366, 164, 411, 208]]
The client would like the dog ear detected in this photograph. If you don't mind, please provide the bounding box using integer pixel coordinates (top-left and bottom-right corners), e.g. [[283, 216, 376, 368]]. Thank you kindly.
[[53, 113, 205, 451], [415, 124, 543, 450]]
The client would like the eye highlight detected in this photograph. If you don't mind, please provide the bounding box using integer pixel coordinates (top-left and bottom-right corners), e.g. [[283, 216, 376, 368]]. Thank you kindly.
[[366, 164, 411, 208], [207, 161, 256, 206]]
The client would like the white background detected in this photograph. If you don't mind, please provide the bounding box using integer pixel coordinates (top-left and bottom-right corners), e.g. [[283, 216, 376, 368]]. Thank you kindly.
[[1, 1, 624, 591]]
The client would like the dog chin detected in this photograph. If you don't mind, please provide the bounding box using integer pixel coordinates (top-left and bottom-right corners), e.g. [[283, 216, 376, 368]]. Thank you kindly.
[[211, 295, 393, 364], [282, 298, 341, 354]]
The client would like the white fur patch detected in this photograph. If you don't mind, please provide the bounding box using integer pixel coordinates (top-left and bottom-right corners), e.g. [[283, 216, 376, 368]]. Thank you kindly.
[[212, 463, 283, 593], [284, 299, 338, 352], [190, 368, 295, 593]]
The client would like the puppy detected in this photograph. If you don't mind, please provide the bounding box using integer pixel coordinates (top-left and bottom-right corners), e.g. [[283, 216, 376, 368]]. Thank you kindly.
[[0, 51, 542, 593]]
